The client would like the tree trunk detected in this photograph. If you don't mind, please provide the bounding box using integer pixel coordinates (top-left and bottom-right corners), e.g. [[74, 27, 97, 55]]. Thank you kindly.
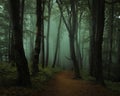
[[94, 0, 105, 84], [75, 35, 83, 70], [41, 1, 45, 68], [69, 36, 81, 78], [78, 12, 83, 69], [117, 30, 120, 81], [57, 0, 81, 78], [10, 0, 31, 86], [89, 0, 96, 77], [108, 0, 114, 79], [8, 22, 14, 64], [46, 0, 53, 67], [32, 0, 43, 75], [89, 0, 105, 85], [70, 0, 81, 78], [52, 15, 62, 68]]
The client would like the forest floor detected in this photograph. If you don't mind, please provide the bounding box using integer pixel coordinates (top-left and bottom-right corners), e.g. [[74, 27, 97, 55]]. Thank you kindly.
[[0, 71, 120, 96], [39, 71, 120, 96]]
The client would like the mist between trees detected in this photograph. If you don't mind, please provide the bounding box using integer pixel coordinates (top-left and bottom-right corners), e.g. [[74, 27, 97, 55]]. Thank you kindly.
[[0, 0, 120, 86]]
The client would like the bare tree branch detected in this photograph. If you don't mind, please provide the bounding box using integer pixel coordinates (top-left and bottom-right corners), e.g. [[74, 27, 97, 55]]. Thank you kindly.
[[56, 0, 70, 32]]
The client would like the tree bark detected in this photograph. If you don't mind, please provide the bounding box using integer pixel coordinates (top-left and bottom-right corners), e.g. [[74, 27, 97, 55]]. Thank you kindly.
[[89, 0, 105, 84], [108, 0, 114, 79], [117, 30, 120, 81], [9, 0, 31, 86], [70, 0, 81, 78], [32, 0, 43, 75], [89, 0, 96, 77], [94, 0, 105, 84]]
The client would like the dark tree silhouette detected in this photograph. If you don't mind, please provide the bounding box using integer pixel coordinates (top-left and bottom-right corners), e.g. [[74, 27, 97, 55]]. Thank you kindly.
[[57, 0, 81, 78], [89, 0, 105, 84], [9, 0, 31, 86], [32, 0, 44, 75], [107, 0, 114, 79]]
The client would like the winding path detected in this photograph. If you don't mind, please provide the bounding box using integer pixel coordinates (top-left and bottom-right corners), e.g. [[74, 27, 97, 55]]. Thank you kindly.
[[39, 71, 119, 96]]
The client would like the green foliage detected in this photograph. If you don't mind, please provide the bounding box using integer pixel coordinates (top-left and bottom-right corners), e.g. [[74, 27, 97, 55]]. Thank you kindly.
[[0, 63, 17, 86], [0, 62, 60, 89], [81, 69, 96, 81], [106, 81, 120, 92], [0, 62, 60, 96], [31, 66, 60, 89]]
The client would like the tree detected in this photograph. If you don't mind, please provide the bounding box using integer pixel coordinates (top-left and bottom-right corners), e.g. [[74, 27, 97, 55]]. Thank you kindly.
[[107, 0, 114, 79], [89, 0, 105, 84], [41, 0, 45, 68], [32, 0, 44, 75], [9, 0, 31, 86], [52, 15, 62, 68], [88, 0, 97, 77], [117, 29, 120, 81], [46, 0, 53, 67], [57, 0, 81, 78]]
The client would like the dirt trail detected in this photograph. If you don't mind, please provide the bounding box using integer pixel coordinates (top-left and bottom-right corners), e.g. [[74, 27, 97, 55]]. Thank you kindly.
[[39, 71, 119, 96]]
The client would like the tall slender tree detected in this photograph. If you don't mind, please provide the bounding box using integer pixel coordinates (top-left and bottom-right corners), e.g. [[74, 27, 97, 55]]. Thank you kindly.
[[108, 0, 114, 79], [57, 0, 81, 78], [41, 0, 46, 68], [46, 0, 53, 67], [52, 15, 62, 68], [117, 29, 120, 81], [88, 0, 97, 77], [32, 0, 44, 75]]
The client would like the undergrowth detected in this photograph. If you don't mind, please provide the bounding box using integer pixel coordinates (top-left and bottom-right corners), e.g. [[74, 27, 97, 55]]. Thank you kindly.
[[0, 62, 60, 89], [81, 69, 120, 93], [0, 63, 17, 87], [0, 62, 61, 96], [31, 66, 60, 89]]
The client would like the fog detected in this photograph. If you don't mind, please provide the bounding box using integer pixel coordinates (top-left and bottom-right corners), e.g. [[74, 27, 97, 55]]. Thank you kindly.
[[23, 7, 90, 70]]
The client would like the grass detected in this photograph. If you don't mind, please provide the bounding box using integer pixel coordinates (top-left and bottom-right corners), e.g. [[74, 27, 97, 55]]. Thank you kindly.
[[81, 69, 120, 93], [0, 62, 60, 89], [106, 81, 120, 92], [31, 66, 60, 89], [0, 63, 61, 96], [0, 63, 17, 87]]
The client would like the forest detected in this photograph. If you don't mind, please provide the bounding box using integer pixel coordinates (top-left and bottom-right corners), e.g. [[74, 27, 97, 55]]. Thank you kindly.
[[0, 0, 120, 96]]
